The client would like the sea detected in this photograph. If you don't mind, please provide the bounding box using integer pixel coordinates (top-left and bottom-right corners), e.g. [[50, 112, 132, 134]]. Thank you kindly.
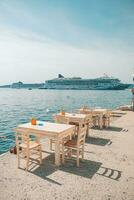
[[0, 88, 132, 154]]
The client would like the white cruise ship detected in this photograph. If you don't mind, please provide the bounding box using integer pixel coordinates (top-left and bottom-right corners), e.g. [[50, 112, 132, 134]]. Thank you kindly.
[[40, 74, 130, 90]]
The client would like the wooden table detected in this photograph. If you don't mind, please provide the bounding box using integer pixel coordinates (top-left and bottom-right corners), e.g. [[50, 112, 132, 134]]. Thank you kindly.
[[91, 109, 108, 129], [79, 108, 108, 129], [14, 121, 75, 166], [55, 112, 91, 136], [93, 108, 107, 112], [56, 112, 88, 126], [79, 108, 107, 114]]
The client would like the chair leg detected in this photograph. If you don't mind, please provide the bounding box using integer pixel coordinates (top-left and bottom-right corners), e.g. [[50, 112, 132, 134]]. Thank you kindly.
[[62, 145, 65, 164], [104, 118, 109, 128], [50, 139, 54, 151], [39, 145, 42, 164], [103, 119, 105, 128], [76, 150, 80, 167], [108, 118, 110, 127], [70, 149, 72, 157], [76, 126, 79, 135], [82, 147, 84, 160], [105, 119, 108, 128], [26, 150, 29, 171], [93, 118, 96, 127], [86, 124, 89, 137], [17, 145, 20, 169], [99, 116, 103, 129]]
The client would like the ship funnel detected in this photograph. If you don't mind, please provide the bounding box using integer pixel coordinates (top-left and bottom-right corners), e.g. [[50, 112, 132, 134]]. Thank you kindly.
[[58, 74, 64, 78]]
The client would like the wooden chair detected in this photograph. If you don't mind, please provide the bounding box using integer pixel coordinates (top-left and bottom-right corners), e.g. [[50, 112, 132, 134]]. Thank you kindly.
[[92, 113, 101, 127], [79, 109, 94, 136], [80, 108, 103, 128], [16, 133, 42, 171], [62, 125, 87, 167], [50, 115, 71, 150], [84, 114, 93, 137], [92, 110, 111, 128], [103, 111, 111, 128]]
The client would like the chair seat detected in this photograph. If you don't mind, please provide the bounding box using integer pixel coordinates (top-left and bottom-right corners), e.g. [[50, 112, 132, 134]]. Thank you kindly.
[[103, 115, 110, 119], [64, 139, 77, 147], [92, 115, 99, 118], [19, 141, 40, 149], [69, 122, 79, 126]]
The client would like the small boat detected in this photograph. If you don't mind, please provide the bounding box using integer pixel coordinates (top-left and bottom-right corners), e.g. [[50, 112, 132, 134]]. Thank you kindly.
[[28, 88, 32, 90], [0, 135, 6, 139]]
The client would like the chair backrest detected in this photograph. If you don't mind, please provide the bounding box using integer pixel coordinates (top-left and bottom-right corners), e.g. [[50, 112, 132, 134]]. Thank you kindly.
[[81, 106, 89, 110], [80, 108, 93, 115], [53, 115, 70, 124], [103, 110, 112, 118], [77, 125, 87, 147], [85, 114, 92, 122], [16, 133, 30, 147], [16, 132, 40, 146], [84, 114, 93, 127], [91, 110, 103, 118]]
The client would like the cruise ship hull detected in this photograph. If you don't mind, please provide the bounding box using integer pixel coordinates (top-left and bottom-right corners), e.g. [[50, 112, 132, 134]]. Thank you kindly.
[[40, 84, 130, 90]]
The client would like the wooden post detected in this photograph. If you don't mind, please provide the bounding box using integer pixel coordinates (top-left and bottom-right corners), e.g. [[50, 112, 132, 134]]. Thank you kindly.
[[131, 88, 134, 111]]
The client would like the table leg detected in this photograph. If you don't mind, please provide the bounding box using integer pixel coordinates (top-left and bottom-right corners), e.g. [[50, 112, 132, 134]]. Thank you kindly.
[[86, 123, 89, 137], [55, 138, 60, 166], [99, 114, 103, 129]]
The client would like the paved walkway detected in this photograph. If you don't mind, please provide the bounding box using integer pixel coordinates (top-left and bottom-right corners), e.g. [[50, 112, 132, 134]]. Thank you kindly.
[[0, 111, 134, 200]]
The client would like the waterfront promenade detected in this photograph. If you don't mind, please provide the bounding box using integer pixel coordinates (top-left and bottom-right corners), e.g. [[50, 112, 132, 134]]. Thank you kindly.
[[0, 111, 134, 200]]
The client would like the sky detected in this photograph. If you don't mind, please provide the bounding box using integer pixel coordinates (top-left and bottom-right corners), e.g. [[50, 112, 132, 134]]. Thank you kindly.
[[0, 0, 134, 84]]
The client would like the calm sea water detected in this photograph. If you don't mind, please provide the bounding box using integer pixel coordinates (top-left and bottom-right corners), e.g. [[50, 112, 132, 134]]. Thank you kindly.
[[0, 88, 132, 154]]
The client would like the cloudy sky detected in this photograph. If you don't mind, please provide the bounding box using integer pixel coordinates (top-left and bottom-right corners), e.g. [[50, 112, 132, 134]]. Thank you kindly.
[[0, 0, 134, 84]]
